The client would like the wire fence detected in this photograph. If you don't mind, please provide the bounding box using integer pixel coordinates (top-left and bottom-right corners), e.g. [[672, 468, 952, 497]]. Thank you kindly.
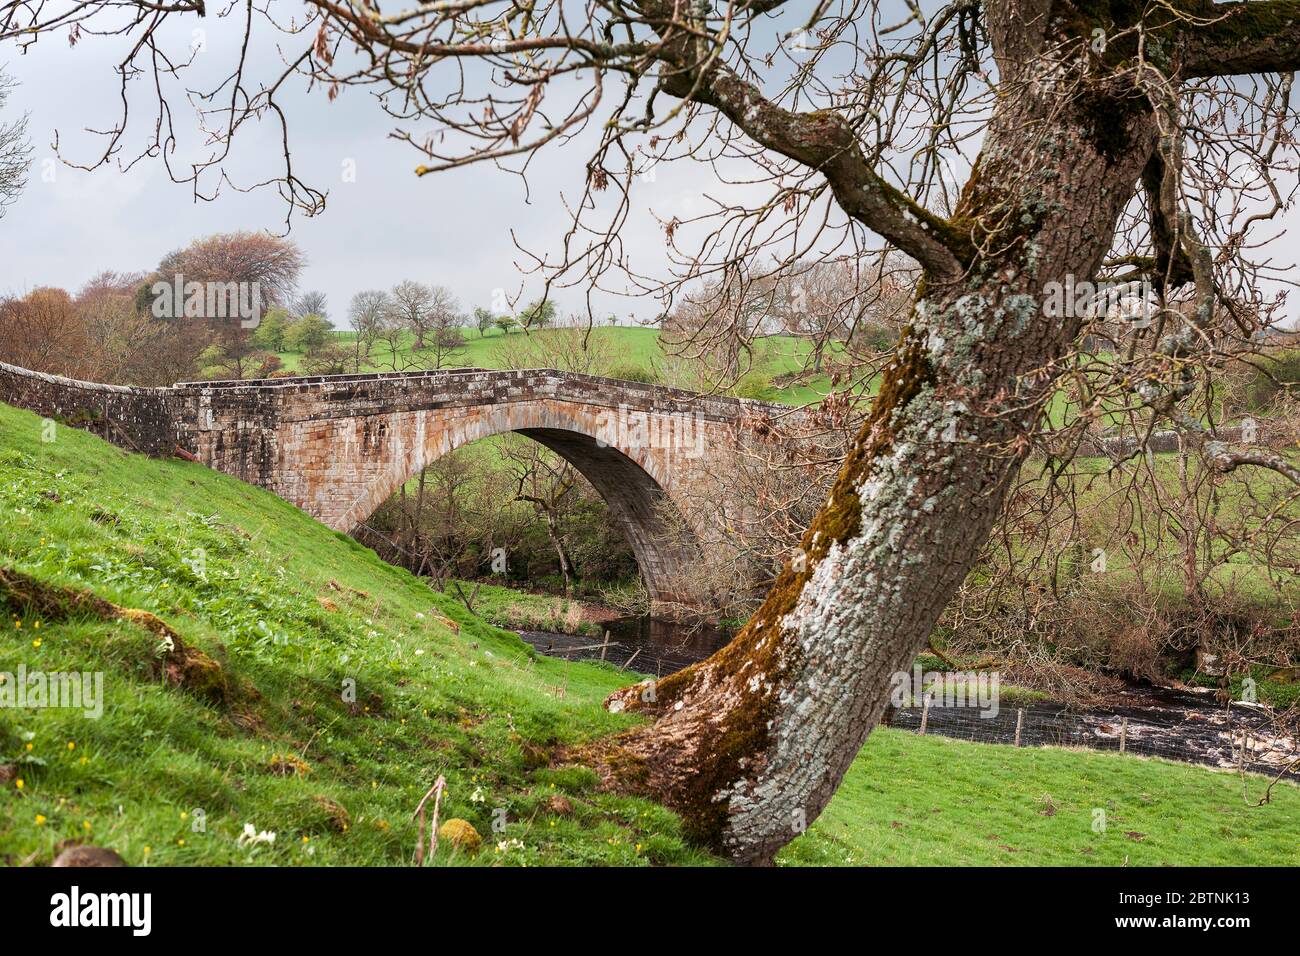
[[888, 696, 1298, 778], [521, 630, 1298, 781]]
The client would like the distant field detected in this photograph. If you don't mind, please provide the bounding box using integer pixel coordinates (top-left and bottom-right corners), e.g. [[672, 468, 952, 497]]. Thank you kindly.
[[276, 325, 841, 406]]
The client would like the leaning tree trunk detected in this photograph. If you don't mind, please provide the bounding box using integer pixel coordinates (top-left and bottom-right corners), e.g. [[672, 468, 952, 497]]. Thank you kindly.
[[601, 56, 1161, 865]]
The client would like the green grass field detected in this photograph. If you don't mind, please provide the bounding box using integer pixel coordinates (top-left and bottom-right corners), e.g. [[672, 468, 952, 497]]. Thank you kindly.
[[276, 325, 840, 405], [1, 400, 1295, 866]]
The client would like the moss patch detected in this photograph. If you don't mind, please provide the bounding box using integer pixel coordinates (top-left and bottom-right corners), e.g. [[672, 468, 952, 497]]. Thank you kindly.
[[0, 567, 239, 706], [602, 330, 937, 852]]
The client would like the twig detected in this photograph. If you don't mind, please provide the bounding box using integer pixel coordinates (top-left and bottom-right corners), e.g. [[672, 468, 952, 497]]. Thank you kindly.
[[451, 579, 480, 614], [413, 774, 446, 867]]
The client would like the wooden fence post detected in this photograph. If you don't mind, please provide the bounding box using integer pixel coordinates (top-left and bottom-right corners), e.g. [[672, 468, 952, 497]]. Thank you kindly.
[[919, 690, 932, 735], [1014, 708, 1024, 747], [1119, 717, 1128, 753]]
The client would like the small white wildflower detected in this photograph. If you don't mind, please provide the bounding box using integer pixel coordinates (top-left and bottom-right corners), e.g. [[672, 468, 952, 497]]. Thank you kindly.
[[237, 822, 277, 847]]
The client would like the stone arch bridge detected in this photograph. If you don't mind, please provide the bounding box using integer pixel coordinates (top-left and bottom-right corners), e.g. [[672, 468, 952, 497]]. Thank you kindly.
[[0, 362, 785, 606]]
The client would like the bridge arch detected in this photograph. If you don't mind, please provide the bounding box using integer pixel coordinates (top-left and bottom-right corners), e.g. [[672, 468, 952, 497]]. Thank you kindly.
[[319, 399, 696, 604]]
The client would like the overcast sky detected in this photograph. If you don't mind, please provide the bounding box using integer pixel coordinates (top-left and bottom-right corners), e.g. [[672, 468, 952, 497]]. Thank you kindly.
[[0, 6, 723, 326], [2, 4, 1296, 329]]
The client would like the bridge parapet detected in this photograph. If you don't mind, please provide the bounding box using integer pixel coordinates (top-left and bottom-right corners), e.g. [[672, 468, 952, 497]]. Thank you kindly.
[[172, 367, 778, 423], [0, 360, 179, 455]]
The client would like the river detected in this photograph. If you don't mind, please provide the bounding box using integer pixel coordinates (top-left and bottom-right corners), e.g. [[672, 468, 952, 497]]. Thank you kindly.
[[517, 619, 1297, 777]]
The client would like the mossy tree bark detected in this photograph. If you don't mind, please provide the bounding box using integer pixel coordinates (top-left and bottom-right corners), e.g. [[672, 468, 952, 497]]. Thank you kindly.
[[602, 0, 1300, 865]]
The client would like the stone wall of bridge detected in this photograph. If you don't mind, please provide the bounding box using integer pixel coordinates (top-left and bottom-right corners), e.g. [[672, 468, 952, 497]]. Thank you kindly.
[[0, 361, 180, 455], [0, 364, 775, 606], [169, 369, 762, 604]]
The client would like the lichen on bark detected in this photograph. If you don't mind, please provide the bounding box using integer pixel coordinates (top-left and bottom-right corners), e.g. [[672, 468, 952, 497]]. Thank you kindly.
[[597, 330, 938, 856]]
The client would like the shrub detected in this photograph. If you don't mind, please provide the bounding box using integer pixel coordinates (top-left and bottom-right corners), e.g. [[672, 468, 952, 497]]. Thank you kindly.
[[1244, 349, 1300, 411], [734, 371, 774, 399], [284, 314, 332, 353], [606, 363, 658, 384]]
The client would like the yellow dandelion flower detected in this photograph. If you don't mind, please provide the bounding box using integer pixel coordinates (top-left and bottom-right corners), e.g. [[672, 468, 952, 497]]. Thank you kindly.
[[15, 778, 23, 789], [83, 821, 92, 831], [143, 846, 151, 855], [31, 638, 41, 648], [67, 741, 75, 750], [177, 839, 185, 847], [35, 814, 47, 825], [24, 742, 32, 751]]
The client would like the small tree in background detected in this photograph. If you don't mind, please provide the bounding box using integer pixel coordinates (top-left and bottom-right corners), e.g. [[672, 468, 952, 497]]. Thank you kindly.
[[348, 289, 390, 370], [293, 290, 328, 320], [429, 325, 466, 369], [389, 280, 433, 349], [285, 314, 331, 353], [300, 342, 355, 375], [0, 287, 87, 377], [252, 307, 291, 352], [198, 337, 280, 380], [143, 231, 303, 314], [473, 307, 496, 336], [0, 69, 30, 219], [518, 298, 556, 330], [423, 286, 465, 368]]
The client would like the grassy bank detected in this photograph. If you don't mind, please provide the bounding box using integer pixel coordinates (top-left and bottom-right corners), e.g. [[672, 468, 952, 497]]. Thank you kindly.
[[0, 401, 709, 866], [785, 730, 1298, 866], [438, 580, 612, 639]]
